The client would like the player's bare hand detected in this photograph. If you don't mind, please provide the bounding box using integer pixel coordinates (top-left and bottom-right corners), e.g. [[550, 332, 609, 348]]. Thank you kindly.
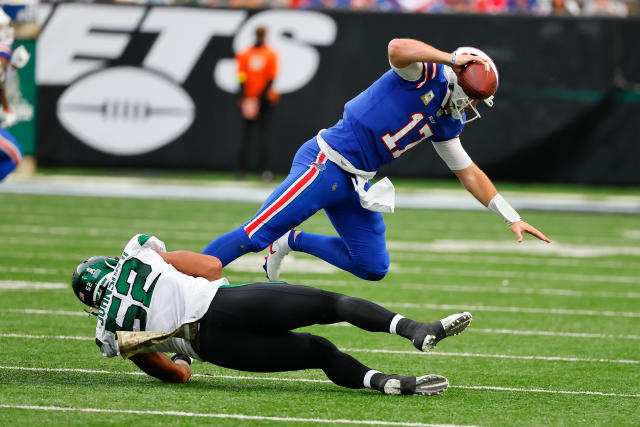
[[452, 54, 490, 76], [509, 221, 551, 243]]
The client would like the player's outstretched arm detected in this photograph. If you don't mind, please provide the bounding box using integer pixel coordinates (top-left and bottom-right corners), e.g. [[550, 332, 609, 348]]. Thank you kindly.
[[130, 352, 191, 383], [387, 38, 489, 72], [452, 163, 551, 243], [159, 251, 223, 281]]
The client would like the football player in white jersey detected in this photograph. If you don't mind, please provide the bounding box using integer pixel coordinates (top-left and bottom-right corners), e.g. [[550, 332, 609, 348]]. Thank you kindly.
[[72, 234, 473, 396]]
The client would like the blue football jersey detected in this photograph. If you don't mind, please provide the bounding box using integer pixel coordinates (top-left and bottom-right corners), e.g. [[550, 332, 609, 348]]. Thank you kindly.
[[321, 63, 465, 172]]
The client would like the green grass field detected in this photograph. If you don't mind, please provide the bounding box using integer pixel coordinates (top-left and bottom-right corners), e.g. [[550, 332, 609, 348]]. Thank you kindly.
[[0, 188, 639, 426]]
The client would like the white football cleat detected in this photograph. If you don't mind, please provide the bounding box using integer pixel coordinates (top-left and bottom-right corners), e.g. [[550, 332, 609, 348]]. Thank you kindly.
[[381, 374, 449, 396], [263, 231, 292, 281], [413, 311, 472, 352]]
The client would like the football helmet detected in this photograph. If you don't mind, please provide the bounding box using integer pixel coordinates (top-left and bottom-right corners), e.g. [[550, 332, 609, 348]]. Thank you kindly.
[[71, 256, 118, 308], [444, 47, 499, 124]]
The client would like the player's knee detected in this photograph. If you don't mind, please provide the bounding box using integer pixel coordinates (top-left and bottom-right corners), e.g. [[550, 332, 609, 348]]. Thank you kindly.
[[353, 256, 389, 281], [308, 334, 339, 359], [246, 234, 271, 252], [359, 269, 387, 281]]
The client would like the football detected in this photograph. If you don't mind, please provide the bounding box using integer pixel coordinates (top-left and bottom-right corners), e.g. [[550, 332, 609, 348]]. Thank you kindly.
[[458, 62, 498, 100]]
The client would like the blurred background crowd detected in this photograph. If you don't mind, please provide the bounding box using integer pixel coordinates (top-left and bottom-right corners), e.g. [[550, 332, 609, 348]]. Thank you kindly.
[[40, 0, 636, 17]]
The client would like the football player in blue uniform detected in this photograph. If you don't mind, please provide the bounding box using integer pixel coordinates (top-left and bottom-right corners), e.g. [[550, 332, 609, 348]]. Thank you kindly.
[[0, 12, 29, 182], [203, 38, 551, 281]]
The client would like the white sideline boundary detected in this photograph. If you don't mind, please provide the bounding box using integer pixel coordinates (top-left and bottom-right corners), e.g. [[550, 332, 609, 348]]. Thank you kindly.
[[1, 366, 638, 398], [0, 334, 638, 365], [0, 404, 471, 427]]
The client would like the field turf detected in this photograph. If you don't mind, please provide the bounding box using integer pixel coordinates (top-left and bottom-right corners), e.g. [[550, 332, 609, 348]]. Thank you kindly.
[[0, 189, 638, 426]]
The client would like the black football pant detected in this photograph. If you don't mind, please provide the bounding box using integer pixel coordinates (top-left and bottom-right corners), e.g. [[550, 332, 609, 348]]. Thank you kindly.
[[237, 101, 271, 173], [196, 282, 397, 389]]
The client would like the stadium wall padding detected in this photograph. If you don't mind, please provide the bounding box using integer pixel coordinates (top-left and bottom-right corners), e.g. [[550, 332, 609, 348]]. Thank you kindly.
[[35, 4, 640, 185]]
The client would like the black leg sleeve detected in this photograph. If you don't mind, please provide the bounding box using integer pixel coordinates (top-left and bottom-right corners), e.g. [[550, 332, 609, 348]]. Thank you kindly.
[[211, 283, 396, 333], [197, 316, 371, 390]]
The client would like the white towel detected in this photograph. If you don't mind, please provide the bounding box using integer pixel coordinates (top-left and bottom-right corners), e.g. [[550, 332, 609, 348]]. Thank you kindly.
[[317, 131, 395, 214]]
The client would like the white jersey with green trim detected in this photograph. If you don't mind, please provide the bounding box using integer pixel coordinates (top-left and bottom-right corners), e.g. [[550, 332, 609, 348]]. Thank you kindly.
[[95, 234, 227, 360]]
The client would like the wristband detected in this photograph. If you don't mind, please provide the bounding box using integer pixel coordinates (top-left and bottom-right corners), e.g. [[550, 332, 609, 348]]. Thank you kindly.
[[451, 52, 457, 67], [488, 194, 521, 226], [171, 353, 192, 366]]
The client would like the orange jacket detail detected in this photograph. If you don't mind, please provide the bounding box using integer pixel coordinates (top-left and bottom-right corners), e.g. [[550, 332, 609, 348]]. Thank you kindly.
[[236, 45, 278, 98]]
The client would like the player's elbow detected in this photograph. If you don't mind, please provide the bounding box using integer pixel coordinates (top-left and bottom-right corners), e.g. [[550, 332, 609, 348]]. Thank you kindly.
[[387, 39, 402, 63], [170, 367, 191, 384], [387, 38, 409, 66], [202, 256, 223, 281]]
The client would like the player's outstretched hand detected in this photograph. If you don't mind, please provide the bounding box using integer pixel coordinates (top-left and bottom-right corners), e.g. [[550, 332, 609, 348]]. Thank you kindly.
[[509, 221, 551, 243], [452, 54, 490, 76]]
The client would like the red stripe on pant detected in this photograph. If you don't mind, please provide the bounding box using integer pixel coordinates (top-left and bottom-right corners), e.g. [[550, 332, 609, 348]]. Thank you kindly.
[[244, 152, 326, 238], [0, 136, 21, 164]]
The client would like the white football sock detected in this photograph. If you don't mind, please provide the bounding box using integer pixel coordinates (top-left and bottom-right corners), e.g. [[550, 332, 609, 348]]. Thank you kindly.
[[389, 314, 405, 334], [363, 369, 380, 388]]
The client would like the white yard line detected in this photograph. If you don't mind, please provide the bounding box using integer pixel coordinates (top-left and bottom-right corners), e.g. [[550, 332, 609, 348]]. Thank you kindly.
[[0, 333, 93, 340], [1, 367, 638, 398], [451, 385, 639, 398], [379, 302, 640, 318], [0, 281, 67, 290], [468, 328, 640, 340], [387, 240, 640, 258], [3, 309, 87, 316], [0, 404, 468, 427], [3, 248, 639, 270], [6, 328, 639, 342], [341, 348, 639, 364], [0, 224, 211, 241], [385, 253, 640, 270], [5, 300, 640, 319], [304, 279, 640, 299], [622, 230, 640, 239], [0, 266, 58, 275], [321, 324, 640, 340], [392, 267, 640, 285], [0, 335, 637, 365]]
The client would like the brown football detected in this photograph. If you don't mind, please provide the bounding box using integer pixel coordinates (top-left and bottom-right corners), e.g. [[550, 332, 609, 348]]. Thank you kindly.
[[458, 62, 498, 100]]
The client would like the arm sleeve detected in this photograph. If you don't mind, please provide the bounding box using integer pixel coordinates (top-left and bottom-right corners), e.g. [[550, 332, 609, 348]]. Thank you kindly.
[[431, 137, 473, 171], [390, 61, 424, 81]]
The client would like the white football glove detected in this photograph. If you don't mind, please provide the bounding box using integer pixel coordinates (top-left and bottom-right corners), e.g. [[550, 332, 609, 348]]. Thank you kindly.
[[2, 110, 16, 128], [11, 45, 29, 69]]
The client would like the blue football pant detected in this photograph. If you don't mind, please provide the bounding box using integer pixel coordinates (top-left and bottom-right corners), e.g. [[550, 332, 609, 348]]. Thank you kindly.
[[203, 138, 389, 280]]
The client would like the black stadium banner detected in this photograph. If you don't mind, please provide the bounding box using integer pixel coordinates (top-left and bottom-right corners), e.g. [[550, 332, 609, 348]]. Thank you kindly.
[[36, 4, 640, 185]]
